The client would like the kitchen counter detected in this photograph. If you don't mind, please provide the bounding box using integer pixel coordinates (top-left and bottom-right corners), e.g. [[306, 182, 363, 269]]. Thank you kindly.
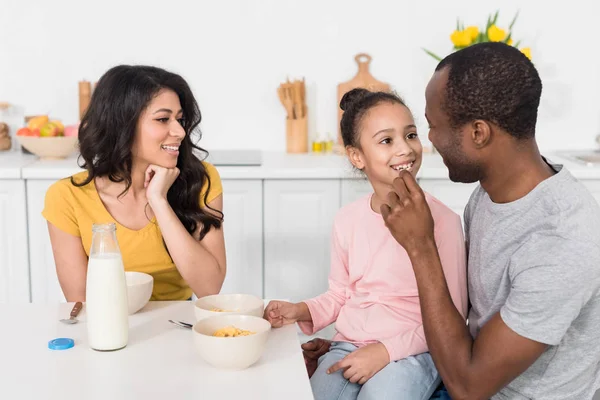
[[2, 150, 600, 180], [0, 152, 36, 179], [1, 301, 314, 400]]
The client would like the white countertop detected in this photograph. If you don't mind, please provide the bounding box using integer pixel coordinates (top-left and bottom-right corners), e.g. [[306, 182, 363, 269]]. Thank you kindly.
[[1, 301, 314, 400], [0, 152, 36, 179], [0, 151, 465, 180], [2, 150, 600, 180]]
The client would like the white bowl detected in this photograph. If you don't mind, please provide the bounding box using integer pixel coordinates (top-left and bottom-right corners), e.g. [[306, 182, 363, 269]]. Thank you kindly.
[[125, 271, 153, 314], [194, 293, 264, 321], [193, 314, 271, 370]]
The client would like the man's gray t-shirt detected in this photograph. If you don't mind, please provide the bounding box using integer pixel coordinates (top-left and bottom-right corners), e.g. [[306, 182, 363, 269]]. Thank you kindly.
[[465, 162, 600, 399]]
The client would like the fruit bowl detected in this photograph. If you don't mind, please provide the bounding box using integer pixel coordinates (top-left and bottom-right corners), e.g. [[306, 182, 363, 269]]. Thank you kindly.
[[16, 136, 78, 159]]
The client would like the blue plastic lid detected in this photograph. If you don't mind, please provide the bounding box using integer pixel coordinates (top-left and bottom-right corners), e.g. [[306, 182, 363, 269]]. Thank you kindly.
[[48, 338, 74, 350]]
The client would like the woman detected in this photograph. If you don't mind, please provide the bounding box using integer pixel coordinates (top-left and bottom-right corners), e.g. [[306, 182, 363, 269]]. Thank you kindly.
[[43, 65, 226, 301]]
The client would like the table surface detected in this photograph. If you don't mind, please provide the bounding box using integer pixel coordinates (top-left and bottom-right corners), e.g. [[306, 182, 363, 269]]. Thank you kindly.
[[1, 301, 314, 400]]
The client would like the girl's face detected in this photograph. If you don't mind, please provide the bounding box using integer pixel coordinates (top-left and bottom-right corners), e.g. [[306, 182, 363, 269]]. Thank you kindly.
[[132, 89, 186, 169], [347, 102, 423, 191]]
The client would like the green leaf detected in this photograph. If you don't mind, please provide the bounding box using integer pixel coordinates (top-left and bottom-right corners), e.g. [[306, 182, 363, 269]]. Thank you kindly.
[[485, 14, 493, 34], [456, 18, 460, 31], [504, 33, 512, 44], [509, 10, 520, 31], [422, 48, 443, 61], [491, 10, 499, 25], [515, 40, 521, 47]]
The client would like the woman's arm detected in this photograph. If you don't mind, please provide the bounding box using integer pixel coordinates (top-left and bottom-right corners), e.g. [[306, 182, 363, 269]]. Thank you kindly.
[[47, 222, 88, 302], [150, 192, 226, 297]]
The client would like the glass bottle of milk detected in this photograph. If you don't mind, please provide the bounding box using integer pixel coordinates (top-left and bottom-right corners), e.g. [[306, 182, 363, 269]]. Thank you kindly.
[[86, 223, 129, 351]]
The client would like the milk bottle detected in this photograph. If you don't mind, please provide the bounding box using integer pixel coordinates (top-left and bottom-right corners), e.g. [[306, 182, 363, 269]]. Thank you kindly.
[[86, 223, 129, 351]]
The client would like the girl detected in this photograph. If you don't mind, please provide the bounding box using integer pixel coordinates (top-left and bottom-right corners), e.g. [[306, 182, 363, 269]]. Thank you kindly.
[[264, 89, 467, 400], [43, 65, 226, 301]]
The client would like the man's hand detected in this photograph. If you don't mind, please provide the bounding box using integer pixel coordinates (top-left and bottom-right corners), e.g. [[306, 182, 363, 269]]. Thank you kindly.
[[301, 338, 331, 377], [381, 170, 435, 256]]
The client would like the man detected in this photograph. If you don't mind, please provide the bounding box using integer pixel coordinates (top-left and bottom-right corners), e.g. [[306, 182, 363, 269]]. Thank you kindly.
[[305, 42, 600, 399]]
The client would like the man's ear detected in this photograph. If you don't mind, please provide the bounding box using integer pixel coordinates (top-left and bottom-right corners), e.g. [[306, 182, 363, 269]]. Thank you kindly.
[[470, 119, 492, 149], [346, 146, 365, 170]]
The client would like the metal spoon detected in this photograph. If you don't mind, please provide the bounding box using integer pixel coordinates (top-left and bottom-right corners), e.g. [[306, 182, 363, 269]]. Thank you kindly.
[[168, 319, 193, 329], [60, 302, 83, 324]]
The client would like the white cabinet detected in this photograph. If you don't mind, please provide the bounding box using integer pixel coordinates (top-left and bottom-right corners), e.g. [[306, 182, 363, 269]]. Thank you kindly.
[[16, 174, 482, 306], [0, 180, 30, 303], [264, 180, 340, 302], [26, 180, 65, 303], [418, 180, 478, 224], [26, 179, 266, 303], [341, 178, 372, 206], [219, 180, 263, 297]]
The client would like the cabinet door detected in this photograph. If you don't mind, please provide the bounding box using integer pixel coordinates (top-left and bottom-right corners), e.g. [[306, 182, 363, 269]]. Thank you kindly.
[[219, 180, 263, 297], [26, 180, 65, 303], [264, 180, 340, 303], [341, 178, 372, 206], [418, 180, 478, 224], [0, 180, 30, 303]]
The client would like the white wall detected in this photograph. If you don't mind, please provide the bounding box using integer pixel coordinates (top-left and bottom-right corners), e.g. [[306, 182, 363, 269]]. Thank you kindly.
[[1, 0, 599, 152]]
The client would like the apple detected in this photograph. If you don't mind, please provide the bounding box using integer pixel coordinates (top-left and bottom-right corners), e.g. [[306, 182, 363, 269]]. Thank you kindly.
[[40, 122, 61, 137], [17, 127, 35, 136], [50, 120, 65, 135], [63, 124, 79, 137]]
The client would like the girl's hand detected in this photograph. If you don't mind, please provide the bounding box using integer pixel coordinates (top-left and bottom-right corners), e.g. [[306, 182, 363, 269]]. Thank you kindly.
[[263, 300, 302, 328], [327, 343, 390, 384]]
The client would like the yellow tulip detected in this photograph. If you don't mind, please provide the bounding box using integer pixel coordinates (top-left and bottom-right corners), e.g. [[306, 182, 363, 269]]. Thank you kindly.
[[450, 30, 472, 47], [507, 38, 514, 46], [520, 47, 532, 60], [465, 26, 479, 40], [487, 25, 506, 42]]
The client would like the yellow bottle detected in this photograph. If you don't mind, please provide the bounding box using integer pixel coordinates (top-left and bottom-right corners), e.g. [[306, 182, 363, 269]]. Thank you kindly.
[[320, 133, 327, 153], [324, 133, 334, 153], [312, 133, 322, 153]]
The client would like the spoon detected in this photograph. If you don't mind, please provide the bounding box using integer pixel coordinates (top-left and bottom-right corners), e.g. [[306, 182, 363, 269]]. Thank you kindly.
[[60, 302, 83, 324], [168, 319, 193, 329]]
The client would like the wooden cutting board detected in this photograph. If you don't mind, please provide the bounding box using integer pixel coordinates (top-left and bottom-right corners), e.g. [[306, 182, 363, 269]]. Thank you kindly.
[[337, 53, 390, 145]]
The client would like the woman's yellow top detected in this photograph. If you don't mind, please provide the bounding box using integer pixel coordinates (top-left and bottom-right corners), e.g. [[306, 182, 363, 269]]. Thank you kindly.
[[42, 162, 223, 300]]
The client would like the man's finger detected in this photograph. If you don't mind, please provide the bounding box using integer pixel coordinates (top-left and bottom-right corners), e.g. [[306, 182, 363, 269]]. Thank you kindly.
[[392, 175, 411, 201], [381, 203, 392, 220], [301, 341, 317, 351], [386, 191, 401, 208], [399, 169, 423, 196]]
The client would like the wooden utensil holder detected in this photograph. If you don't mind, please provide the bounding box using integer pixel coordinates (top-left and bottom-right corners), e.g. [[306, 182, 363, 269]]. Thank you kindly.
[[286, 116, 308, 153]]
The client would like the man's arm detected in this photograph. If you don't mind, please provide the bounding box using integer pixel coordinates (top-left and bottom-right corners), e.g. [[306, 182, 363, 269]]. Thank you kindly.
[[381, 171, 547, 400], [409, 240, 546, 400]]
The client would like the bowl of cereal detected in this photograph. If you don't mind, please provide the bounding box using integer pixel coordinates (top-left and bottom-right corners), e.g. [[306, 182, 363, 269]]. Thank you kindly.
[[193, 314, 271, 370], [194, 293, 264, 321]]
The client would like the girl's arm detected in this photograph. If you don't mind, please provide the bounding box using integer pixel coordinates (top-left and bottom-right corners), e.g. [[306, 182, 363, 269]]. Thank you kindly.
[[297, 221, 349, 335]]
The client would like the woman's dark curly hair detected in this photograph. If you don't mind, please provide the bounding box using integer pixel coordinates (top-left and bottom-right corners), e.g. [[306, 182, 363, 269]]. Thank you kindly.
[[73, 65, 222, 240]]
